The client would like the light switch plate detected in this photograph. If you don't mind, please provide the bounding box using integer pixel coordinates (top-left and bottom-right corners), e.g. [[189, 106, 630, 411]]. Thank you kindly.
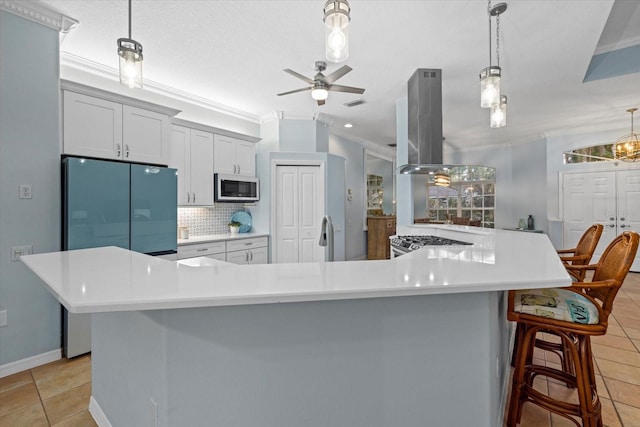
[[10, 245, 32, 261]]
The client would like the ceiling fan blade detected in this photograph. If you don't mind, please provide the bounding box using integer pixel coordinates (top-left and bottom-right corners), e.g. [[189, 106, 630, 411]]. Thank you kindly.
[[277, 87, 312, 96], [327, 84, 365, 94], [283, 69, 314, 84], [317, 99, 326, 106], [322, 65, 352, 85]]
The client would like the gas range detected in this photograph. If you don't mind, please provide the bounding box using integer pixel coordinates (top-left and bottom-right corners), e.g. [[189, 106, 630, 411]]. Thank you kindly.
[[390, 235, 473, 255]]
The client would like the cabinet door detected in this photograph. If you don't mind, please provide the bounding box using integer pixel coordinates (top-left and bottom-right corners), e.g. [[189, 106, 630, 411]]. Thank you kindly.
[[247, 246, 268, 264], [63, 91, 123, 159], [226, 249, 249, 264], [214, 135, 237, 175], [170, 125, 190, 205], [123, 105, 170, 165], [189, 129, 214, 206], [235, 140, 256, 176]]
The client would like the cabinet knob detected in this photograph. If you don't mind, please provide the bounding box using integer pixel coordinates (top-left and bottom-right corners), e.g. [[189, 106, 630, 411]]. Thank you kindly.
[[607, 224, 615, 228], [192, 192, 196, 203], [187, 193, 191, 203], [620, 224, 628, 228], [250, 250, 253, 262], [610, 217, 615, 221], [620, 217, 626, 221], [237, 165, 240, 174], [125, 144, 130, 158], [116, 143, 121, 157]]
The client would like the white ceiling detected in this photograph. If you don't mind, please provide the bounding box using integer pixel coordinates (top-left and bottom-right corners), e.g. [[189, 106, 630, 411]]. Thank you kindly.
[[39, 0, 640, 150]]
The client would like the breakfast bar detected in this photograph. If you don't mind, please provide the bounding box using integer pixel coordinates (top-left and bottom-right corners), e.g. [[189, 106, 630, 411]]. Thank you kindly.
[[21, 226, 570, 427]]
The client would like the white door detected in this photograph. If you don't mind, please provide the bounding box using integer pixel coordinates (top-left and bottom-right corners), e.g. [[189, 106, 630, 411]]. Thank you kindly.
[[275, 165, 324, 263], [563, 170, 640, 271], [618, 170, 640, 271]]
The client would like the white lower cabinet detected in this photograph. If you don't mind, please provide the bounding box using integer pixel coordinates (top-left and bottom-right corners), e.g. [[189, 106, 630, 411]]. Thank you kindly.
[[178, 236, 269, 264], [178, 242, 226, 260], [225, 237, 268, 265]]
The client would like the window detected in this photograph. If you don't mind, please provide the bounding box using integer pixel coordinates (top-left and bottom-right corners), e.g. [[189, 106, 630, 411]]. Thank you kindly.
[[425, 166, 496, 228]]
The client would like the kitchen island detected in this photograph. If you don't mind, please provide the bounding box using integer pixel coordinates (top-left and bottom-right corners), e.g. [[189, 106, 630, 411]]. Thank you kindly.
[[22, 225, 570, 427]]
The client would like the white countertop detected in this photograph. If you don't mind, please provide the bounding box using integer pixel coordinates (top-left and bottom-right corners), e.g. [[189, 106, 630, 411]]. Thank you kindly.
[[178, 232, 269, 246], [21, 226, 571, 313]]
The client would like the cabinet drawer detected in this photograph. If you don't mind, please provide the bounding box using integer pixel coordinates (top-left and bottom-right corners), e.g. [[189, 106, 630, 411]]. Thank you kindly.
[[226, 236, 268, 252], [178, 242, 226, 259]]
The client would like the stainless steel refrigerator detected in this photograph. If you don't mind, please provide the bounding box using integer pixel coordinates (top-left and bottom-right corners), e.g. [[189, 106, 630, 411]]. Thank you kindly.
[[62, 157, 177, 357]]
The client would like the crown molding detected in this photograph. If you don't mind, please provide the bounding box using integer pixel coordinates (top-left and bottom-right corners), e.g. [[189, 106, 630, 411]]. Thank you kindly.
[[60, 52, 261, 124], [0, 0, 78, 32], [594, 36, 640, 55]]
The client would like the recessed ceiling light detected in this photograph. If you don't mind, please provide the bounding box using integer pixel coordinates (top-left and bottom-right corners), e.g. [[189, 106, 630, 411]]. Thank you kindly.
[[344, 123, 353, 128]]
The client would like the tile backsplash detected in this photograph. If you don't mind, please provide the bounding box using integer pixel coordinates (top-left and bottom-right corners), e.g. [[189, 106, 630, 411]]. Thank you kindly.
[[178, 204, 247, 236]]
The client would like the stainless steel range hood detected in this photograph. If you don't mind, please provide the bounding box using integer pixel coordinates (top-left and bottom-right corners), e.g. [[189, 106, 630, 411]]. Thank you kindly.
[[398, 68, 460, 174]]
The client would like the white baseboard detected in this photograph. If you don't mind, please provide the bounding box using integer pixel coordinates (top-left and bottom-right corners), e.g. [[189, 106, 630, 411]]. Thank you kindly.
[[0, 348, 61, 378], [89, 396, 112, 427]]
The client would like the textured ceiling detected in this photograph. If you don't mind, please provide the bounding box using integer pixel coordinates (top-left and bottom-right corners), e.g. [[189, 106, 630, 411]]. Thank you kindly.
[[39, 0, 640, 150]]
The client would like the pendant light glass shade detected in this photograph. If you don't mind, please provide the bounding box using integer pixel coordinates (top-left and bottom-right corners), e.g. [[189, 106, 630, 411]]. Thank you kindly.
[[490, 95, 507, 128], [117, 0, 143, 89], [323, 0, 350, 63], [613, 108, 640, 162], [118, 38, 143, 88], [434, 171, 451, 187], [480, 66, 501, 108]]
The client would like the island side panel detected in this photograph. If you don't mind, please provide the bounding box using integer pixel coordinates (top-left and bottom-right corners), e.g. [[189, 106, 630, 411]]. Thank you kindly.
[[91, 292, 506, 427]]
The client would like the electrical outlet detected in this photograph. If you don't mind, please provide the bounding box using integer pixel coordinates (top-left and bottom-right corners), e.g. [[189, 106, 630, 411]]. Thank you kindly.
[[19, 184, 32, 199], [10, 245, 33, 261], [0, 310, 7, 327]]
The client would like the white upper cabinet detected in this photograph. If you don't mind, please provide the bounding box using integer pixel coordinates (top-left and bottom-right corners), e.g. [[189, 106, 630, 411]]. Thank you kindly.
[[62, 83, 179, 165], [122, 105, 170, 164], [214, 135, 256, 176], [170, 125, 214, 206], [63, 91, 123, 160]]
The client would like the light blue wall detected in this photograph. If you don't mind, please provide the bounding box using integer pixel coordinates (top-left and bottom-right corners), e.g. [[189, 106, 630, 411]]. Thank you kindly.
[[0, 11, 61, 365], [328, 135, 365, 260], [279, 119, 318, 153], [584, 44, 640, 82]]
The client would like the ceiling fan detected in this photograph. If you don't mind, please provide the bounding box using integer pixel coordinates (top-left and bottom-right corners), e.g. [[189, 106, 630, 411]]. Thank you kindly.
[[277, 61, 365, 106]]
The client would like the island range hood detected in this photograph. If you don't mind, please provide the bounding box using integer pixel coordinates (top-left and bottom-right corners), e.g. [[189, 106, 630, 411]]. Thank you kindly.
[[398, 68, 462, 175]]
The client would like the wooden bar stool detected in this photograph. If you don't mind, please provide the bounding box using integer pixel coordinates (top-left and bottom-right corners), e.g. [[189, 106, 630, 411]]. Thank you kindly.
[[507, 231, 639, 426], [557, 224, 604, 281], [534, 224, 604, 377]]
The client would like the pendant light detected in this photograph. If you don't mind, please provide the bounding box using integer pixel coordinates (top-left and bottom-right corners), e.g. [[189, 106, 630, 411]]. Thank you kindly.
[[480, 2, 507, 108], [434, 171, 451, 187], [117, 0, 143, 89], [323, 0, 351, 63], [613, 108, 640, 162], [490, 95, 507, 128]]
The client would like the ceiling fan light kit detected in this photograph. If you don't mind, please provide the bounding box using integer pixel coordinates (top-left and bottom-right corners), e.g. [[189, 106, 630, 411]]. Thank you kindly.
[[277, 60, 365, 106], [614, 108, 640, 162], [480, 1, 508, 128], [323, 0, 351, 63], [117, 0, 143, 89]]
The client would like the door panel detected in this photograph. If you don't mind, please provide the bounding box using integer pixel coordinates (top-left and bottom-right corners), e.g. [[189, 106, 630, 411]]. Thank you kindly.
[[275, 165, 324, 263], [189, 129, 214, 205], [64, 158, 130, 250], [618, 170, 640, 271], [130, 164, 177, 254]]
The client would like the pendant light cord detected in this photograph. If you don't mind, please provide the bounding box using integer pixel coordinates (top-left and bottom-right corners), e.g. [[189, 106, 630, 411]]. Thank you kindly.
[[128, 0, 132, 39], [496, 13, 500, 67], [488, 0, 492, 67]]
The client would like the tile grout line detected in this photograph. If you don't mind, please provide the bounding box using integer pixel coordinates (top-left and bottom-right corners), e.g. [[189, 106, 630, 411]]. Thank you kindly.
[[29, 368, 53, 427]]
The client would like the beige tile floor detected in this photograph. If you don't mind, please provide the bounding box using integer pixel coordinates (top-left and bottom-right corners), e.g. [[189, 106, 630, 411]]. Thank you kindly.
[[0, 274, 639, 426], [506, 272, 640, 427]]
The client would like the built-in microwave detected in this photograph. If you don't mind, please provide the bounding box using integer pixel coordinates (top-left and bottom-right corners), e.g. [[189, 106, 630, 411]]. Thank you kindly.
[[214, 174, 259, 203]]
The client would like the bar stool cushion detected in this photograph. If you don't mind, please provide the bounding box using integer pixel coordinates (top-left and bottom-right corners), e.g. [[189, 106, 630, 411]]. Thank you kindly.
[[513, 288, 599, 324]]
